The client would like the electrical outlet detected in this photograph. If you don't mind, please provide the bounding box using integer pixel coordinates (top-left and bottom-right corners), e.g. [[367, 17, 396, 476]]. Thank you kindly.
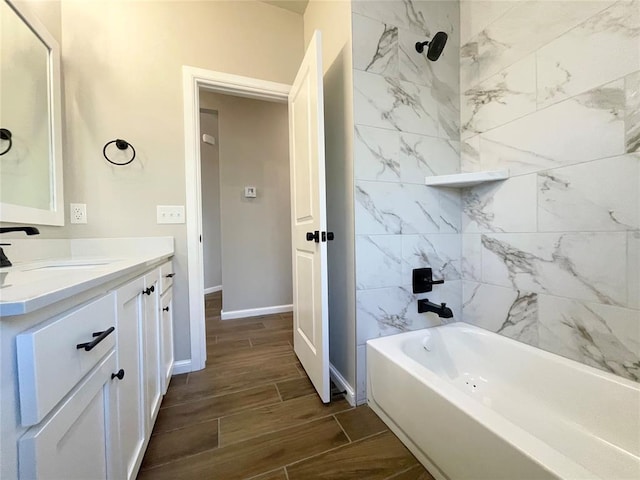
[[70, 203, 87, 224]]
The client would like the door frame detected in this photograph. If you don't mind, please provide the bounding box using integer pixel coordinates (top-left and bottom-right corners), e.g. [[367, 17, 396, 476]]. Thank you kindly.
[[182, 66, 290, 372]]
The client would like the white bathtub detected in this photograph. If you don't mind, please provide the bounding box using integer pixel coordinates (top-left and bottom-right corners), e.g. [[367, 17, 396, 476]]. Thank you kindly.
[[367, 323, 640, 480]]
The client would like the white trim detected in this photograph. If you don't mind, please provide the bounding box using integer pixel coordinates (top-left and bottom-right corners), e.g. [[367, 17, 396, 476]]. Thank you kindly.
[[171, 360, 193, 375], [330, 363, 356, 407], [183, 66, 290, 372], [204, 285, 222, 294], [220, 304, 293, 320], [2, 1, 64, 226]]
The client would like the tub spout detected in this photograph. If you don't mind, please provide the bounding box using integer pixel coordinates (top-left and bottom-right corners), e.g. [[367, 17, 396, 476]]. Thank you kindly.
[[418, 299, 453, 319]]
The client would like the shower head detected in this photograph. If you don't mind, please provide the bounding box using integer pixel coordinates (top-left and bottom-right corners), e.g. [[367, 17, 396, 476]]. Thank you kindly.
[[415, 31, 448, 61]]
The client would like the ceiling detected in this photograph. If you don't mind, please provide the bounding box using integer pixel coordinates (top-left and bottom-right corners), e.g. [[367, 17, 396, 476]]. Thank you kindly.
[[261, 0, 309, 15]]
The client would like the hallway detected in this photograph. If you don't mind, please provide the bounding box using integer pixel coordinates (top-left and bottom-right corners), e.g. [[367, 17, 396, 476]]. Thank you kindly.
[[137, 292, 433, 479]]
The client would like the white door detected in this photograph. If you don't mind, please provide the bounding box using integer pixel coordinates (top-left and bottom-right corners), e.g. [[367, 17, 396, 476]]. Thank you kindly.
[[289, 30, 330, 403]]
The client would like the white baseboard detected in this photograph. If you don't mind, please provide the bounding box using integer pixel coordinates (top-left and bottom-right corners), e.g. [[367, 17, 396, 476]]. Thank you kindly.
[[330, 363, 356, 406], [221, 304, 293, 320], [204, 285, 222, 294], [172, 359, 193, 375]]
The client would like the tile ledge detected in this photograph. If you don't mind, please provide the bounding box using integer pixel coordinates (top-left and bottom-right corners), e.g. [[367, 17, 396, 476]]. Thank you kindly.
[[424, 170, 509, 188]]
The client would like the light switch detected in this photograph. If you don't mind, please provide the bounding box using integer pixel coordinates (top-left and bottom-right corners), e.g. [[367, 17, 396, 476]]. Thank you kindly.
[[244, 186, 257, 198], [157, 205, 185, 224]]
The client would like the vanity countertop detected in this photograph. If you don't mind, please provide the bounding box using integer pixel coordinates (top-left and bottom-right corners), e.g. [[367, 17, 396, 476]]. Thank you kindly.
[[0, 238, 174, 316]]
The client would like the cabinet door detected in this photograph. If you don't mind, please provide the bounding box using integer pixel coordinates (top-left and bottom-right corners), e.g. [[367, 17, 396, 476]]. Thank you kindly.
[[160, 288, 174, 394], [143, 269, 162, 431], [19, 351, 119, 480], [115, 276, 146, 480]]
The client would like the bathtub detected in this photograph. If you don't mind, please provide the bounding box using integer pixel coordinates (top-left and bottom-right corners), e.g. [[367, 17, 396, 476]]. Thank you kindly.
[[367, 323, 640, 480]]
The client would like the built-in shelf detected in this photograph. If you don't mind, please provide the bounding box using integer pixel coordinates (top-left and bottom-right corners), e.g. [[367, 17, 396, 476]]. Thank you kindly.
[[424, 170, 509, 188]]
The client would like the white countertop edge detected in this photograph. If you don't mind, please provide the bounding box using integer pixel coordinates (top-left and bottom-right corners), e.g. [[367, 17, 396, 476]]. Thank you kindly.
[[0, 251, 173, 317]]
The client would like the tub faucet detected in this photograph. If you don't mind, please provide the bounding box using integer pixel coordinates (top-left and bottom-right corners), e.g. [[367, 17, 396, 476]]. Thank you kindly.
[[418, 299, 453, 319], [0, 226, 40, 267]]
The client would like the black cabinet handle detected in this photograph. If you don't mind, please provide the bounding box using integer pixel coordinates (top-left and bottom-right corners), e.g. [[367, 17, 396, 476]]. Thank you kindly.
[[162, 306, 170, 312], [77, 326, 115, 351], [306, 231, 320, 243], [143, 285, 155, 295], [326, 232, 334, 241], [111, 369, 125, 380], [165, 273, 175, 278]]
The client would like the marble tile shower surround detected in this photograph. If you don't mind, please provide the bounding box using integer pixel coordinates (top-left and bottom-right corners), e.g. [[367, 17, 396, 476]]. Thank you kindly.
[[350, 1, 638, 402], [351, 0, 461, 401], [457, 0, 640, 383]]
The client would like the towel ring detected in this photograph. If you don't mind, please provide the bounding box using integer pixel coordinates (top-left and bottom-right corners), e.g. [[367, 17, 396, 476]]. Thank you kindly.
[[0, 128, 13, 156], [103, 139, 136, 166]]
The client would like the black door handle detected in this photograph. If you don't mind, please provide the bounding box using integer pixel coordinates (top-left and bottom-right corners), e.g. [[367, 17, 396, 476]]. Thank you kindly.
[[77, 326, 115, 351], [111, 369, 125, 380], [162, 306, 170, 312], [321, 232, 335, 242], [306, 231, 320, 243], [165, 273, 175, 278]]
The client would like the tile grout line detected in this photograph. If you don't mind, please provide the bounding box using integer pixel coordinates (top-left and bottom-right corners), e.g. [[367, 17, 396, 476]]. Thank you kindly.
[[284, 430, 389, 472], [333, 414, 353, 443], [217, 400, 353, 449], [160, 382, 284, 410]]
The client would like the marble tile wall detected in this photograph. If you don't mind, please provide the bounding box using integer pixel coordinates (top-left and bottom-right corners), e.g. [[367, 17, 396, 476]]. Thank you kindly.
[[459, 0, 640, 382], [352, 0, 460, 402]]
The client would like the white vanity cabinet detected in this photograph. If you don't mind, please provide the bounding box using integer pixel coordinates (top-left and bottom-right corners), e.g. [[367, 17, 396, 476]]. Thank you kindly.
[[113, 267, 166, 480], [114, 276, 147, 480], [2, 252, 176, 480], [142, 269, 162, 432], [16, 295, 120, 480], [19, 351, 120, 480], [159, 261, 175, 393]]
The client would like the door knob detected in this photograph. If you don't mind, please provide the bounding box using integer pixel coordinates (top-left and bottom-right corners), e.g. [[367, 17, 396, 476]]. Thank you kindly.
[[306, 231, 320, 243], [111, 369, 125, 380], [321, 231, 335, 242], [163, 306, 170, 312]]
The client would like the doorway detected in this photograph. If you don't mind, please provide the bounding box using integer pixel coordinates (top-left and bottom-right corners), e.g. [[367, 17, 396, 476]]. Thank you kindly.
[[198, 92, 293, 321], [183, 67, 291, 371]]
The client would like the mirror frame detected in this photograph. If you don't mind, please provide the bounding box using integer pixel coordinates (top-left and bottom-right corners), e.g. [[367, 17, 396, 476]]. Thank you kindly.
[[0, 0, 64, 226]]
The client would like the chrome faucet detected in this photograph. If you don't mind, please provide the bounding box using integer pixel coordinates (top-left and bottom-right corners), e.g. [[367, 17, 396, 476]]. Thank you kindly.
[[0, 226, 40, 267], [417, 299, 453, 319]]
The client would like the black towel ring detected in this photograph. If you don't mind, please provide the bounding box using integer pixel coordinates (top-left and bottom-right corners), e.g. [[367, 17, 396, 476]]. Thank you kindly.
[[0, 128, 13, 156], [103, 138, 136, 166]]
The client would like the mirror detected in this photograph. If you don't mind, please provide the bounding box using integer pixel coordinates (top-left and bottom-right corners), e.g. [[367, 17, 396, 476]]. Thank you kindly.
[[0, 0, 63, 225]]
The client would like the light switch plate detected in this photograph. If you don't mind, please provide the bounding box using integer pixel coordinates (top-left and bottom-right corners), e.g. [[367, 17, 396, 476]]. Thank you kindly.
[[157, 205, 185, 224], [244, 186, 257, 198]]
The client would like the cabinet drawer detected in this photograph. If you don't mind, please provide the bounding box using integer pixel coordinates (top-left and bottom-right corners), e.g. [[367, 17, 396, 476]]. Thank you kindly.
[[17, 293, 116, 426], [159, 261, 174, 295]]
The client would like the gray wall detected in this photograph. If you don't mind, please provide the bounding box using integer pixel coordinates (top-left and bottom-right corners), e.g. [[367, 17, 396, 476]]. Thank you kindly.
[[200, 110, 222, 291], [4, 0, 304, 362], [351, 0, 461, 403], [200, 92, 292, 314], [459, 0, 640, 382]]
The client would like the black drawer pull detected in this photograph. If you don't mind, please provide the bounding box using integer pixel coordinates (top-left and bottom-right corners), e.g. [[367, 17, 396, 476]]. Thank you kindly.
[[111, 369, 125, 380], [143, 285, 155, 295], [165, 273, 175, 278], [162, 306, 170, 312], [77, 326, 115, 351]]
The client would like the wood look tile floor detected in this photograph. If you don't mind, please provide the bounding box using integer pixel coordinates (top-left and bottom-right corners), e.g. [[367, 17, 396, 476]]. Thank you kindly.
[[138, 292, 434, 480]]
